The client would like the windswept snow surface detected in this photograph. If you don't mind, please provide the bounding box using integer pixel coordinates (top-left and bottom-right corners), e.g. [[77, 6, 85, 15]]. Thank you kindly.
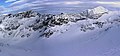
[[0, 6, 120, 56]]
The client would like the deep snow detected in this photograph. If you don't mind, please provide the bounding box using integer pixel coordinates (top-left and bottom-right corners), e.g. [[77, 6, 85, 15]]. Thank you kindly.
[[0, 6, 120, 56]]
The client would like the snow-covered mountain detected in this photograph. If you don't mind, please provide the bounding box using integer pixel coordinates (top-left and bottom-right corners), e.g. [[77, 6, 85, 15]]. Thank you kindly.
[[88, 6, 108, 15], [0, 6, 120, 56], [80, 6, 109, 19]]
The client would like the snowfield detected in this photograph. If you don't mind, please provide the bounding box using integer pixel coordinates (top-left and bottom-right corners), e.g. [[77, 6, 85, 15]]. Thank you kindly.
[[0, 6, 120, 56]]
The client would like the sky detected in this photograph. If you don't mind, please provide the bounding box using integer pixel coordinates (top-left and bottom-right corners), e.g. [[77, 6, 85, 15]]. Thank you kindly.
[[1, 0, 120, 14]]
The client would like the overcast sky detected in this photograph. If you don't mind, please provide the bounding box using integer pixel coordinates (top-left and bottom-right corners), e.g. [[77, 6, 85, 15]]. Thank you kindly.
[[1, 0, 120, 14]]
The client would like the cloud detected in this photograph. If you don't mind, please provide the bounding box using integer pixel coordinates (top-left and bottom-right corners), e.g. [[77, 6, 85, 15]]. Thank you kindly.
[[95, 1, 120, 7], [43, 1, 83, 5], [44, 2, 62, 5], [0, 6, 6, 10], [96, 1, 120, 5], [10, 0, 30, 6], [8, 0, 83, 13], [2, 0, 44, 14], [64, 1, 82, 5], [5, 0, 17, 3]]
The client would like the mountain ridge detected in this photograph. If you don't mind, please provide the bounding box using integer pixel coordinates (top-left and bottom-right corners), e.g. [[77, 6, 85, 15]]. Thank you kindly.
[[0, 6, 119, 44]]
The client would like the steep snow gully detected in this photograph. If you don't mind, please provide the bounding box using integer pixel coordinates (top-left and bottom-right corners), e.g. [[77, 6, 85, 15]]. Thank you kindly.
[[0, 6, 120, 56]]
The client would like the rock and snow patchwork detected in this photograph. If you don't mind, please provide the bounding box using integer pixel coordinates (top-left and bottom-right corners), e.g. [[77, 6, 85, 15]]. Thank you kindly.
[[0, 6, 119, 56]]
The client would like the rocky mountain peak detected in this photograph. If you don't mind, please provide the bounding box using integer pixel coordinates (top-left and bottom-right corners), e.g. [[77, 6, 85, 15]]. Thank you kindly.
[[6, 10, 40, 18]]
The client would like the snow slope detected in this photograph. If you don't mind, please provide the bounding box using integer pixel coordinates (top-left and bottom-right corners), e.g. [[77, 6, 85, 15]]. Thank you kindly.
[[0, 6, 120, 56]]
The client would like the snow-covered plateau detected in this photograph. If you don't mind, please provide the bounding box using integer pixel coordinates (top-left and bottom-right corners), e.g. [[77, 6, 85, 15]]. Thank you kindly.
[[0, 6, 120, 56]]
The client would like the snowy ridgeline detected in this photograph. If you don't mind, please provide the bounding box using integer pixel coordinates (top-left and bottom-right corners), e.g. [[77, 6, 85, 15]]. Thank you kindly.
[[0, 6, 119, 45]]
